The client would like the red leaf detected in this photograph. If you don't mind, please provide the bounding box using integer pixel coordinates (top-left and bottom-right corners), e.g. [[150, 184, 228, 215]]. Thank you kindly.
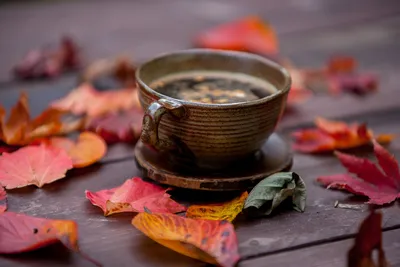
[[317, 141, 400, 205], [0, 187, 6, 213], [348, 209, 388, 267], [292, 117, 394, 153], [196, 16, 279, 55], [86, 108, 144, 144], [0, 145, 73, 189], [85, 177, 186, 216], [51, 83, 140, 117], [13, 36, 81, 80], [0, 212, 100, 266]]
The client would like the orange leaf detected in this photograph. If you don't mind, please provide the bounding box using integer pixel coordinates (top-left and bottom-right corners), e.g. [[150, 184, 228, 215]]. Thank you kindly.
[[85, 177, 186, 216], [42, 132, 106, 168], [0, 93, 30, 145], [348, 209, 388, 266], [196, 16, 279, 55], [0, 187, 6, 213], [132, 212, 240, 267], [0, 93, 82, 145], [0, 212, 100, 266], [327, 56, 357, 74], [0, 145, 73, 189], [292, 117, 394, 153], [186, 192, 248, 222], [51, 83, 140, 117]]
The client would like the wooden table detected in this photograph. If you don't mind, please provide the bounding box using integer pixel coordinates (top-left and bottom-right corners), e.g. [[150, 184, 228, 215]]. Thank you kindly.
[[1, 0, 400, 266]]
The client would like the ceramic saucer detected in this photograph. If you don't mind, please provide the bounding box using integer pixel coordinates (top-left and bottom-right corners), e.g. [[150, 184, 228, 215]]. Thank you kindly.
[[134, 133, 293, 191]]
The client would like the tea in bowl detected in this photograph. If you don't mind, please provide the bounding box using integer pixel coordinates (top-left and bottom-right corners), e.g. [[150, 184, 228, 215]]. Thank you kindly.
[[136, 49, 291, 170]]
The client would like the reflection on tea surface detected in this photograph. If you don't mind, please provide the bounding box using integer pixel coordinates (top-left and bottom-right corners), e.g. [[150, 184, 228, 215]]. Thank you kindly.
[[150, 71, 277, 104]]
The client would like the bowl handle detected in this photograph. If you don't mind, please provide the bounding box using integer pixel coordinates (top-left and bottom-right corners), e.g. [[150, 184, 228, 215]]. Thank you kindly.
[[141, 98, 186, 152]]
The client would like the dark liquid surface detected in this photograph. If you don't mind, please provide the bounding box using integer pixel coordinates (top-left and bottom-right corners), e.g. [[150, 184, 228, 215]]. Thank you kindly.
[[150, 71, 277, 104]]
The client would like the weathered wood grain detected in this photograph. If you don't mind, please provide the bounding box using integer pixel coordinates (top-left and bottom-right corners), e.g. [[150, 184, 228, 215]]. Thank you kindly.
[[1, 147, 400, 266], [240, 229, 400, 267]]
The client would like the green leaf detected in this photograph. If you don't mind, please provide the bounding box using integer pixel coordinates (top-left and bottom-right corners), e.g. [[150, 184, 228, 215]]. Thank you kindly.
[[244, 172, 306, 216]]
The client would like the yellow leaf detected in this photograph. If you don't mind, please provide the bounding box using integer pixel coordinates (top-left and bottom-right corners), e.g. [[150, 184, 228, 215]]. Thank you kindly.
[[186, 191, 248, 222], [132, 212, 239, 267]]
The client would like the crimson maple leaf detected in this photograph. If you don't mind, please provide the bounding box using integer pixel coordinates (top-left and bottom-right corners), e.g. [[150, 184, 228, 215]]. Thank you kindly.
[[317, 141, 400, 205]]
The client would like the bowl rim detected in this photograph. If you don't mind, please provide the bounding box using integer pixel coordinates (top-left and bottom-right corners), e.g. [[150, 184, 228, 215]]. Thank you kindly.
[[136, 48, 291, 109]]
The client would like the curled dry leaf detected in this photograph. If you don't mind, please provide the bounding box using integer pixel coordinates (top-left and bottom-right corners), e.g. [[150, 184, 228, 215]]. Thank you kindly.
[[0, 145, 73, 189], [86, 108, 144, 144], [244, 172, 306, 216], [13, 36, 81, 80], [39, 132, 106, 168], [348, 209, 389, 267], [85, 177, 186, 216], [51, 83, 140, 117], [0, 187, 6, 213], [292, 117, 394, 153], [132, 212, 240, 267], [317, 141, 400, 205], [196, 16, 278, 55], [0, 212, 100, 266], [186, 191, 248, 222], [0, 93, 83, 146]]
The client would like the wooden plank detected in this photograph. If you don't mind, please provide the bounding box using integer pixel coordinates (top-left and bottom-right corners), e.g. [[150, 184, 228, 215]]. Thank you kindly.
[[240, 229, 400, 267], [0, 0, 399, 82], [1, 149, 400, 266]]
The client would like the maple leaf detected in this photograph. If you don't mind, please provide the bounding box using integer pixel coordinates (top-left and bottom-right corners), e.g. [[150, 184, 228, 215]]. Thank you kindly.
[[0, 187, 6, 213], [0, 212, 100, 266], [132, 212, 240, 267], [85, 177, 186, 216], [51, 83, 140, 117], [196, 16, 279, 55], [186, 192, 248, 222], [317, 141, 400, 205], [292, 117, 394, 153], [0, 93, 83, 146], [86, 108, 144, 144], [38, 132, 107, 168], [348, 209, 389, 267], [0, 145, 73, 189]]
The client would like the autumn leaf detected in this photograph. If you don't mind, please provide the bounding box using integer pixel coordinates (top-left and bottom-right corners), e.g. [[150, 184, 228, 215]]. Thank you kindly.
[[0, 145, 73, 189], [186, 192, 248, 222], [86, 108, 143, 144], [244, 172, 306, 216], [51, 83, 140, 117], [292, 117, 394, 153], [38, 132, 106, 168], [132, 212, 240, 267], [348, 209, 389, 267], [0, 93, 83, 146], [0, 187, 6, 213], [13, 36, 81, 80], [85, 177, 186, 216], [317, 141, 400, 205], [196, 16, 278, 55], [0, 212, 100, 266]]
